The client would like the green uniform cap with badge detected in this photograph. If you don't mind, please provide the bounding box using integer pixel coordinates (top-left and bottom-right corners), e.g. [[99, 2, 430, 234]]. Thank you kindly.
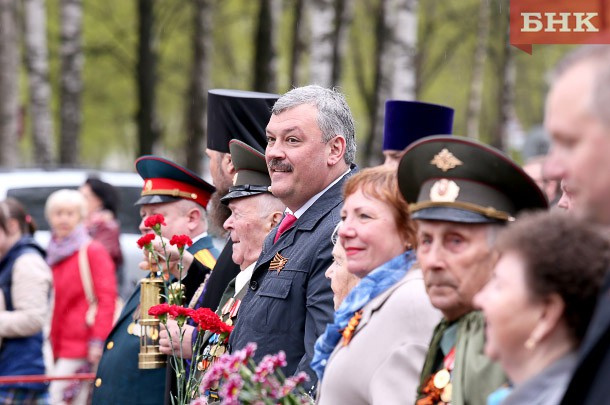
[[397, 135, 548, 223], [220, 139, 271, 204]]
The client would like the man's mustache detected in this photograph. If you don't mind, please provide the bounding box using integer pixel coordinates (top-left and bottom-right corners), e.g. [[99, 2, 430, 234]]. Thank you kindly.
[[268, 159, 293, 172]]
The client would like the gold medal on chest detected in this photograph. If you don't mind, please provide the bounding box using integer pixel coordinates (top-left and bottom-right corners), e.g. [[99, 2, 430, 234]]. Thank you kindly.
[[440, 382, 452, 402], [433, 368, 450, 389], [127, 322, 143, 337]]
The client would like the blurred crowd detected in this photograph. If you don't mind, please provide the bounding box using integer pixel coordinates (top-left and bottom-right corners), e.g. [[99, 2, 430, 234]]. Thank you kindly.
[[1, 45, 610, 405]]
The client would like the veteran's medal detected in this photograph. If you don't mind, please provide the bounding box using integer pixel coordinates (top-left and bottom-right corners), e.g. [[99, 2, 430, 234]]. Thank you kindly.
[[440, 382, 452, 403], [433, 368, 450, 389]]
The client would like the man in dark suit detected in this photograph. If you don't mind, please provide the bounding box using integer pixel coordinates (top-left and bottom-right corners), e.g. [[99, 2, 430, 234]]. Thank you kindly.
[[91, 156, 217, 405], [228, 85, 358, 391], [543, 46, 610, 405]]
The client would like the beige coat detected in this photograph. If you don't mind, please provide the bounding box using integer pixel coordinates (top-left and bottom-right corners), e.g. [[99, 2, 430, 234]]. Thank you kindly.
[[317, 269, 441, 405], [0, 253, 52, 338]]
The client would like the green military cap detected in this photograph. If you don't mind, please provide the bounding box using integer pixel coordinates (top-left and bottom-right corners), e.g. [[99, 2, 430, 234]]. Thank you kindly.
[[397, 135, 548, 223], [220, 139, 271, 204]]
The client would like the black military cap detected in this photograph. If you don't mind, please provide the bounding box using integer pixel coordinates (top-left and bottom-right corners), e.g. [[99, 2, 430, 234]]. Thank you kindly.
[[397, 136, 548, 223], [220, 140, 271, 204], [207, 89, 280, 154], [134, 156, 215, 209]]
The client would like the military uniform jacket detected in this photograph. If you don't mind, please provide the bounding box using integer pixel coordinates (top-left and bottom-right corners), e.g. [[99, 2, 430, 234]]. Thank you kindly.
[[417, 311, 507, 405], [317, 269, 442, 405], [229, 167, 355, 389], [92, 241, 213, 405]]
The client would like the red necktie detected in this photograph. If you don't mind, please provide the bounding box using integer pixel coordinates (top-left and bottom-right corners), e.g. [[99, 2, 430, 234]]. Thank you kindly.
[[274, 213, 297, 243]]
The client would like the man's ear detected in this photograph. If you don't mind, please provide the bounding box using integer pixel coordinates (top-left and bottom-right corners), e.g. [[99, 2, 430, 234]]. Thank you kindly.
[[223, 153, 235, 176], [266, 211, 284, 232], [327, 136, 346, 166], [187, 207, 203, 229]]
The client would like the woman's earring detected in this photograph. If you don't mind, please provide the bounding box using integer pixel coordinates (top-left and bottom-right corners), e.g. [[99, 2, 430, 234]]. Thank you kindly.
[[524, 337, 537, 350]]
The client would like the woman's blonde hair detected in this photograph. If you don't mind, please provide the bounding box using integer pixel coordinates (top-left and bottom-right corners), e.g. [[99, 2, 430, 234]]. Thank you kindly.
[[44, 189, 87, 220]]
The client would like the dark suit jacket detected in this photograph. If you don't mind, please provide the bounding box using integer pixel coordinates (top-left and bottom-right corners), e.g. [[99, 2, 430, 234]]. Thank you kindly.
[[92, 242, 211, 405], [560, 271, 610, 405], [228, 166, 356, 391]]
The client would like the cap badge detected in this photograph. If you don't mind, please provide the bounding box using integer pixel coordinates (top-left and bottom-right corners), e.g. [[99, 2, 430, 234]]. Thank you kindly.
[[269, 252, 289, 274], [430, 179, 460, 202], [431, 148, 463, 172], [144, 180, 153, 191]]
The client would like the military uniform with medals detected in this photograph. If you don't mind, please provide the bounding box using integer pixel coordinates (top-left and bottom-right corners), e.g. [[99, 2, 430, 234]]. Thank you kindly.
[[92, 156, 218, 405], [396, 136, 548, 405]]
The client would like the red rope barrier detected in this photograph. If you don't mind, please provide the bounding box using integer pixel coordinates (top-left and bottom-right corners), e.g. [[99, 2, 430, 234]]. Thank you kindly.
[[0, 373, 96, 384]]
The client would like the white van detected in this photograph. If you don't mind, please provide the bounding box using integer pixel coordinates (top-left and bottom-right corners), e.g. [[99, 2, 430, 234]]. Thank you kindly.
[[0, 168, 144, 300]]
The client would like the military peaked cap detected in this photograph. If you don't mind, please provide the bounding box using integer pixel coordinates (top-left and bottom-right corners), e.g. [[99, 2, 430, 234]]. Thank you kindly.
[[221, 139, 271, 204], [134, 155, 215, 209], [397, 136, 548, 223]]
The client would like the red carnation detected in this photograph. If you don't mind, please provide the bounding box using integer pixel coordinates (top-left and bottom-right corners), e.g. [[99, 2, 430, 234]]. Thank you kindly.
[[169, 305, 194, 318], [170, 234, 193, 250], [137, 233, 156, 249], [190, 307, 234, 335], [148, 303, 172, 317], [144, 214, 166, 229], [148, 303, 172, 323]]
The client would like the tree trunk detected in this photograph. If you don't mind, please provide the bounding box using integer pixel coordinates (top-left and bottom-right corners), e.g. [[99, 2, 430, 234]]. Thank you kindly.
[[288, 0, 306, 87], [0, 0, 19, 167], [465, 0, 490, 140], [136, 0, 160, 156], [330, 0, 353, 86], [59, 0, 83, 166], [491, 44, 515, 151], [308, 0, 335, 87], [185, 0, 213, 173], [24, 0, 54, 166], [364, 0, 395, 166], [252, 0, 280, 93], [391, 0, 417, 99]]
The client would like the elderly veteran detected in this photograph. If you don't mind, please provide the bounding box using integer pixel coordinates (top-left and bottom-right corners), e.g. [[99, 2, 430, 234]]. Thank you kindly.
[[381, 100, 454, 168], [199, 140, 284, 401], [92, 156, 217, 405], [158, 140, 284, 373], [474, 211, 609, 405], [397, 136, 549, 405], [314, 166, 441, 405]]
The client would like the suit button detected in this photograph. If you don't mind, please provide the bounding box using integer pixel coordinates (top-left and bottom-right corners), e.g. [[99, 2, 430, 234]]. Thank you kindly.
[[106, 341, 114, 350], [95, 378, 102, 387], [249, 280, 258, 290]]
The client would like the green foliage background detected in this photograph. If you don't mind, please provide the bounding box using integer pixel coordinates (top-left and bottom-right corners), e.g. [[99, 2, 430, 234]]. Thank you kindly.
[[19, 0, 573, 170]]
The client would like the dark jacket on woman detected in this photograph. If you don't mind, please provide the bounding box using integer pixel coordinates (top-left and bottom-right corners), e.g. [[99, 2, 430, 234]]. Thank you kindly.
[[0, 236, 48, 392]]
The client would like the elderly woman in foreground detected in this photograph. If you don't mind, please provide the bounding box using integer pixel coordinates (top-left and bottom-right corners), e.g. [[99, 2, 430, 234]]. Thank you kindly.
[[313, 166, 441, 404], [474, 211, 609, 405]]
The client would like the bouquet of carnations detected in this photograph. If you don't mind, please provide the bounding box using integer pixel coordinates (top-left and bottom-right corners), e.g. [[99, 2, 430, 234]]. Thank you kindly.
[[138, 214, 233, 405]]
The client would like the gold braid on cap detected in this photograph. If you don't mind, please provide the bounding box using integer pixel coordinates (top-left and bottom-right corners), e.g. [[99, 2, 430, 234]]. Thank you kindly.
[[141, 189, 198, 200], [409, 201, 515, 222]]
